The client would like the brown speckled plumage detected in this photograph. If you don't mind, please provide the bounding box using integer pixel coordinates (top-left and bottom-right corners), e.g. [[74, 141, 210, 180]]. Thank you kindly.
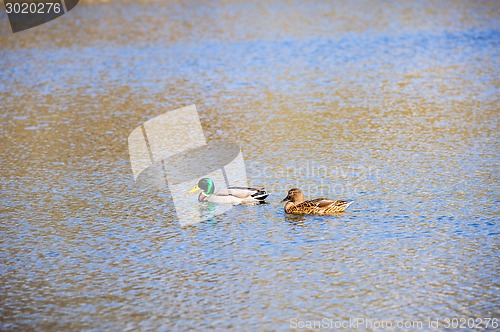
[[281, 188, 353, 215]]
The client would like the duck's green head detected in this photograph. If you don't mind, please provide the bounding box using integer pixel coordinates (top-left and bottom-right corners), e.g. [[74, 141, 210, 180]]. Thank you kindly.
[[188, 178, 215, 196]]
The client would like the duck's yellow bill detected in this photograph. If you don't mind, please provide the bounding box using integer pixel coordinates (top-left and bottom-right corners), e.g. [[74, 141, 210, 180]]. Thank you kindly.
[[188, 185, 201, 193]]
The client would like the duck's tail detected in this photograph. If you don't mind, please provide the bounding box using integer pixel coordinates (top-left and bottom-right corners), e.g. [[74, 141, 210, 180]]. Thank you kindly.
[[340, 200, 354, 211], [251, 189, 269, 202], [228, 186, 269, 204]]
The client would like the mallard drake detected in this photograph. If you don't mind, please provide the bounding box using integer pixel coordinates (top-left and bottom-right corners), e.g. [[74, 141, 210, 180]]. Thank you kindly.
[[281, 188, 353, 215], [189, 178, 269, 205]]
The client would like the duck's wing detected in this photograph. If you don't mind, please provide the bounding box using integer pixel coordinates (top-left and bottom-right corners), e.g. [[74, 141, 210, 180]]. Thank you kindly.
[[310, 198, 354, 213], [289, 198, 353, 214], [226, 186, 268, 201]]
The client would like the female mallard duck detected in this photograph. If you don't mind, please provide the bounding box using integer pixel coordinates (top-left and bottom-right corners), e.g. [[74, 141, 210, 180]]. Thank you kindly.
[[281, 188, 353, 215], [189, 178, 269, 205]]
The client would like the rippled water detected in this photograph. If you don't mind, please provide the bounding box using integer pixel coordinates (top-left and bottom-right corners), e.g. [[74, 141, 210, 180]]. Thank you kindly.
[[1, 1, 499, 330]]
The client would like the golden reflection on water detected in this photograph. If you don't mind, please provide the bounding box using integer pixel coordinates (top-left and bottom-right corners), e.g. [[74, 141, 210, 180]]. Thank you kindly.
[[0, 0, 499, 48]]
